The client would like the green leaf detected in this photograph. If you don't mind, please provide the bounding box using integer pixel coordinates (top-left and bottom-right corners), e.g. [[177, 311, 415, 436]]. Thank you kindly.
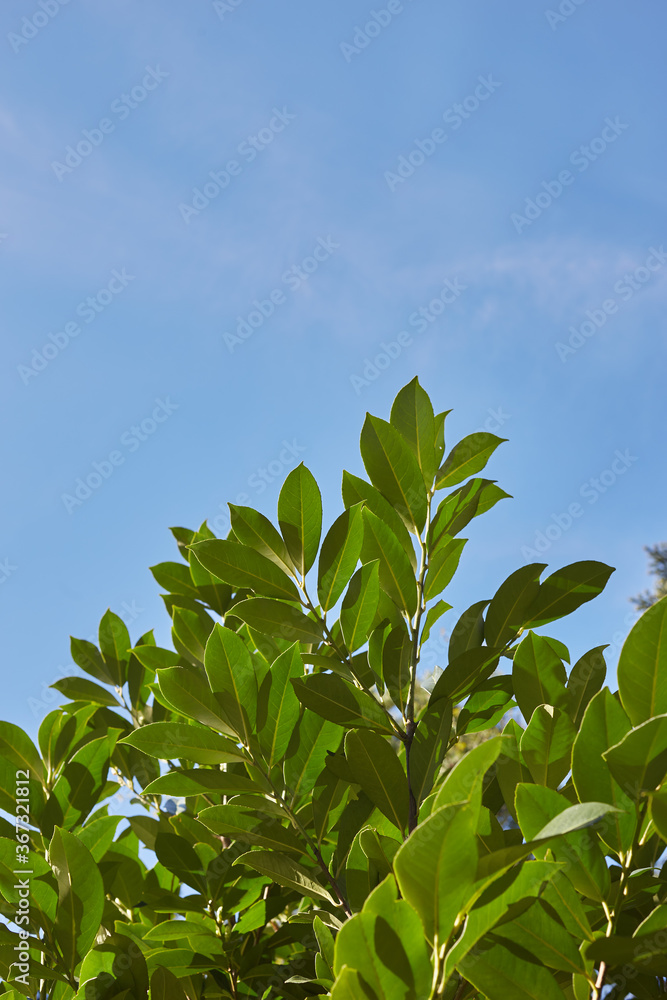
[[410, 699, 452, 805], [171, 605, 214, 665], [435, 432, 506, 489], [342, 470, 417, 570], [42, 732, 117, 835], [70, 636, 114, 685], [197, 805, 303, 854], [650, 786, 667, 842], [231, 597, 324, 644], [571, 688, 635, 854], [346, 829, 380, 912], [77, 814, 122, 863], [144, 769, 261, 797], [331, 967, 364, 999], [420, 599, 452, 646], [493, 898, 587, 975], [204, 624, 258, 744], [520, 705, 576, 786], [129, 644, 181, 672], [457, 934, 566, 1000], [381, 624, 411, 717], [0, 722, 43, 783], [443, 861, 561, 980], [98, 608, 131, 685], [361, 508, 417, 617], [283, 711, 343, 804], [448, 600, 488, 660], [617, 594, 667, 726], [394, 801, 478, 944], [345, 730, 409, 832], [390, 376, 437, 485], [586, 933, 667, 975], [484, 563, 546, 647], [150, 965, 190, 1000], [431, 478, 510, 542], [433, 736, 509, 816], [424, 534, 466, 601], [233, 850, 336, 903], [277, 463, 323, 576], [603, 714, 667, 796], [429, 646, 504, 705], [512, 632, 568, 721], [521, 561, 615, 628], [457, 676, 514, 735], [317, 504, 364, 611], [566, 645, 607, 727], [119, 722, 245, 764], [341, 561, 381, 652], [292, 673, 395, 735], [228, 503, 293, 574], [334, 876, 433, 998], [257, 643, 303, 767], [190, 539, 299, 600], [49, 827, 105, 974], [360, 413, 427, 532], [156, 665, 235, 736], [150, 560, 200, 599], [515, 784, 612, 901]]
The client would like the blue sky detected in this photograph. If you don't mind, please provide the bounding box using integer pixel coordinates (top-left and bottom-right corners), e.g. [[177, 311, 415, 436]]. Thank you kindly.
[[1, 0, 665, 739]]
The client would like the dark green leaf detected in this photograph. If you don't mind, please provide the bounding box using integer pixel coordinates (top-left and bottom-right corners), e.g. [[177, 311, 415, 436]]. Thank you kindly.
[[448, 600, 488, 660], [233, 850, 335, 903], [603, 714, 667, 796], [617, 594, 667, 726], [171, 605, 214, 665], [277, 463, 323, 576], [258, 643, 303, 767], [390, 376, 437, 485], [360, 413, 427, 532], [317, 505, 364, 611], [435, 432, 506, 490], [229, 503, 293, 574], [150, 561, 200, 599], [424, 534, 466, 601], [119, 722, 245, 764], [0, 722, 44, 783], [345, 730, 409, 832], [484, 563, 546, 647], [566, 645, 607, 727], [190, 539, 299, 600], [410, 699, 452, 804], [342, 470, 417, 570], [149, 966, 189, 1000], [98, 609, 131, 685], [420, 599, 452, 646], [70, 636, 114, 685], [144, 769, 261, 797], [512, 632, 568, 721], [341, 561, 381, 652], [284, 711, 343, 804], [49, 827, 105, 974], [156, 665, 236, 736], [521, 561, 615, 628], [381, 624, 411, 717], [231, 597, 324, 644], [204, 624, 258, 743], [571, 688, 635, 854], [457, 934, 565, 1000], [429, 646, 504, 705], [361, 508, 417, 616], [520, 705, 576, 786], [292, 673, 395, 735]]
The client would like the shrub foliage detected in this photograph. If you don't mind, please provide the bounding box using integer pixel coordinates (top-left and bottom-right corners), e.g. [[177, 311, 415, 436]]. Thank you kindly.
[[1, 378, 666, 1000]]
